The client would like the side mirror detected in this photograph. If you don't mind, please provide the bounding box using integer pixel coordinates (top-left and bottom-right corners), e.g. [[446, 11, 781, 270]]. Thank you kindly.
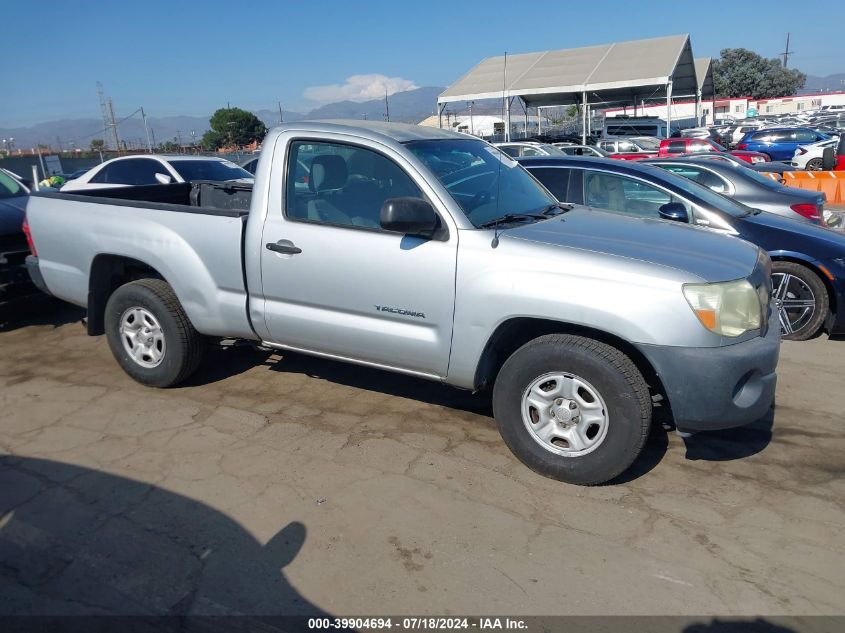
[[380, 197, 439, 238], [658, 202, 689, 223], [155, 172, 173, 185]]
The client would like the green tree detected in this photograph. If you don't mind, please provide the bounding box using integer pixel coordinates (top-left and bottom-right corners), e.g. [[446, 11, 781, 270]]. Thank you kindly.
[[713, 48, 806, 99], [201, 107, 267, 150], [90, 139, 105, 152]]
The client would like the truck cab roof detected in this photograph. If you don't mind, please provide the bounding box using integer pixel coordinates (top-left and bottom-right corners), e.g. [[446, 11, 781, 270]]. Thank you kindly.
[[268, 120, 469, 144]]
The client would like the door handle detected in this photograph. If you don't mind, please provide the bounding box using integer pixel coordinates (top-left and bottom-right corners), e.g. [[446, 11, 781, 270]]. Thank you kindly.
[[266, 241, 302, 255]]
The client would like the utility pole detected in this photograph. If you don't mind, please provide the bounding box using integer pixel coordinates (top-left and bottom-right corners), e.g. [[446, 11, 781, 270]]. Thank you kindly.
[[278, 101, 284, 125], [781, 33, 794, 68], [384, 89, 390, 122], [141, 107, 153, 153], [176, 130, 183, 152]]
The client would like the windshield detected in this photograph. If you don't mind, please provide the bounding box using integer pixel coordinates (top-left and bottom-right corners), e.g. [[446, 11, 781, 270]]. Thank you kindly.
[[169, 159, 253, 182], [645, 165, 752, 218], [0, 170, 25, 199], [632, 138, 660, 150], [405, 139, 556, 228]]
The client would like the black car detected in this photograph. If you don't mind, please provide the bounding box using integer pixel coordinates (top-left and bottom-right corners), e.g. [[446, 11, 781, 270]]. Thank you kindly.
[[518, 155, 845, 340], [0, 168, 38, 307], [641, 157, 825, 225]]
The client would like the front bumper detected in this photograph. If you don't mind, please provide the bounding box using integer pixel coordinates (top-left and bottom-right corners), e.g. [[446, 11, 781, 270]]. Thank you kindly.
[[636, 311, 780, 433]]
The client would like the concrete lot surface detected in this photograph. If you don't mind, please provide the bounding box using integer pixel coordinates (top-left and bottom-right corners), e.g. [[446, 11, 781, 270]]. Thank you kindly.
[[0, 302, 843, 619]]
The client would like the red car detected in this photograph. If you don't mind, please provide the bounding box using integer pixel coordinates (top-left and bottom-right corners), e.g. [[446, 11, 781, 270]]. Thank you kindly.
[[659, 138, 769, 164]]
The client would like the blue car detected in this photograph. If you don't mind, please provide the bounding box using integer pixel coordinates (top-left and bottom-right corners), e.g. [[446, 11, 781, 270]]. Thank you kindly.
[[736, 127, 830, 161], [518, 155, 845, 340]]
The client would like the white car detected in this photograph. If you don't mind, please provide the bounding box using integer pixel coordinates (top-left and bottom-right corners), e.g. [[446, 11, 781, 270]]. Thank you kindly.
[[791, 139, 839, 171], [61, 155, 253, 192], [493, 142, 564, 158]]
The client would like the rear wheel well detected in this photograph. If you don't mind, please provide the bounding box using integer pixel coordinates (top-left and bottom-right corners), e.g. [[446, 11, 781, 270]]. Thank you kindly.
[[770, 256, 836, 315], [87, 255, 164, 335], [474, 317, 665, 399]]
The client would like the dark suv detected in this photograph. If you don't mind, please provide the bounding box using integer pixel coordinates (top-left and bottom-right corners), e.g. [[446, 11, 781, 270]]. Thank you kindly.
[[0, 168, 37, 308]]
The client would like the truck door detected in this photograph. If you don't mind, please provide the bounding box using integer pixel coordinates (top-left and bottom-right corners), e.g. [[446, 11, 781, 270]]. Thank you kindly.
[[257, 137, 458, 378]]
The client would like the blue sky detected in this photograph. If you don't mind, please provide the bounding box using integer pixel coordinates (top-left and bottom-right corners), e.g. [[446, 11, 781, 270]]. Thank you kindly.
[[3, 0, 843, 127]]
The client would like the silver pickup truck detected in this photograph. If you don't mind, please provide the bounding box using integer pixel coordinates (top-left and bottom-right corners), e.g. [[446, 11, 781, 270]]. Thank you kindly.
[[24, 121, 779, 485]]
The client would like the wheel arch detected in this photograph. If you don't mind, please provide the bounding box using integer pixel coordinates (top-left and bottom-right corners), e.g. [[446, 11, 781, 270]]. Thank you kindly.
[[87, 254, 167, 335], [769, 253, 837, 316], [473, 317, 665, 400]]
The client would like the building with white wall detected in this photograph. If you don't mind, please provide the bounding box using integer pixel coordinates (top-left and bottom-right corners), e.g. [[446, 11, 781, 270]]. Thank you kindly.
[[603, 91, 845, 126]]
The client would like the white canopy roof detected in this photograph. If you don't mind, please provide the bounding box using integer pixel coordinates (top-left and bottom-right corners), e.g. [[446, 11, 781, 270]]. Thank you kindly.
[[438, 34, 698, 107]]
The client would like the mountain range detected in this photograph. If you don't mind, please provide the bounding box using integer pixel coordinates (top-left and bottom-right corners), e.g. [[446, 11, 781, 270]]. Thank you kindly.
[[801, 73, 845, 93], [0, 87, 447, 151]]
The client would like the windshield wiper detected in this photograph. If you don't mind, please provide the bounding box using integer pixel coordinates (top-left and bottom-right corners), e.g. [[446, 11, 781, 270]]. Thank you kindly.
[[540, 202, 574, 216], [477, 213, 549, 229]]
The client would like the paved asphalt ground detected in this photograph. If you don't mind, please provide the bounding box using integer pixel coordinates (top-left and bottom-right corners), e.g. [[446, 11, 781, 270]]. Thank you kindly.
[[0, 300, 843, 624]]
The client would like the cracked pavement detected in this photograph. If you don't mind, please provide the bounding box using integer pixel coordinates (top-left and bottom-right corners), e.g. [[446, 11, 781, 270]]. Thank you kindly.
[[0, 303, 843, 617]]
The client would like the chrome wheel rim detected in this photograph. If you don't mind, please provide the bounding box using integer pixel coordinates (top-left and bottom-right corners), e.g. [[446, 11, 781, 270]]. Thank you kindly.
[[773, 272, 816, 336], [119, 307, 166, 368], [521, 372, 609, 457]]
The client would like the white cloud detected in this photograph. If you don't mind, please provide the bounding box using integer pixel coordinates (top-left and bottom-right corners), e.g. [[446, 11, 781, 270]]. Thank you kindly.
[[304, 74, 419, 104]]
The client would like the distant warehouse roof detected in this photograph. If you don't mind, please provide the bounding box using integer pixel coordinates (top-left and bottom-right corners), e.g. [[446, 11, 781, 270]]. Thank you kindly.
[[438, 34, 701, 107]]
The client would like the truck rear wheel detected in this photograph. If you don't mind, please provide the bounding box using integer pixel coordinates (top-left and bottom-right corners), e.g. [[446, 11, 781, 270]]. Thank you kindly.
[[492, 334, 651, 485], [104, 279, 204, 387]]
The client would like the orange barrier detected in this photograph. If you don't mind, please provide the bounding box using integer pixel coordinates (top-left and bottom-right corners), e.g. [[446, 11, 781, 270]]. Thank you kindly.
[[778, 171, 844, 204]]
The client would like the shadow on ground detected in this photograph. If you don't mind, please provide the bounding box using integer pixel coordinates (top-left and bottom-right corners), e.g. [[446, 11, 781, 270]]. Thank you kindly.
[[683, 617, 800, 632], [0, 456, 330, 622], [683, 407, 775, 462], [0, 297, 83, 333]]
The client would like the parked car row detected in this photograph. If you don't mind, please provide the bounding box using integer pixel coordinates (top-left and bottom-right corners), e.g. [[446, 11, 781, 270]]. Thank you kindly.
[[518, 154, 845, 341]]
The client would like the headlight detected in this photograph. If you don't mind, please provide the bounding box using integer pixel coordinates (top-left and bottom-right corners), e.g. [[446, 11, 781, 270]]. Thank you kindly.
[[683, 279, 762, 337]]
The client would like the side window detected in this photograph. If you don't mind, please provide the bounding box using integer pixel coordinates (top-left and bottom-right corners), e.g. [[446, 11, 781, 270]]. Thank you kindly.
[[520, 146, 543, 157], [97, 159, 164, 185], [598, 141, 614, 152], [667, 140, 687, 154], [499, 146, 520, 158], [689, 140, 711, 153], [794, 130, 817, 143], [583, 171, 688, 219], [285, 140, 423, 230], [663, 166, 729, 194], [618, 141, 637, 153], [528, 168, 571, 201], [88, 165, 110, 183]]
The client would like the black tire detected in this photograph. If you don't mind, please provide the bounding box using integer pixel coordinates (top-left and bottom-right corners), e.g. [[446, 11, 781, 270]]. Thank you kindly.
[[805, 158, 823, 171], [772, 261, 828, 341], [104, 279, 204, 387], [492, 334, 651, 485]]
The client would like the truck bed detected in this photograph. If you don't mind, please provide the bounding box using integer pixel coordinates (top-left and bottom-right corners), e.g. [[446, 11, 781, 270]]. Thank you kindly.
[[25, 182, 256, 340]]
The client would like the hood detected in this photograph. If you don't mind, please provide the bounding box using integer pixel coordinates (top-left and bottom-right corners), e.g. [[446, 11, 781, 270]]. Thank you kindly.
[[505, 206, 760, 283], [742, 210, 845, 259], [0, 195, 27, 237]]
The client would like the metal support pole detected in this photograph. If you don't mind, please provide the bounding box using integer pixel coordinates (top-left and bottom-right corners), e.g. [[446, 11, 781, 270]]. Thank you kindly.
[[438, 102, 446, 129], [505, 97, 512, 142], [695, 89, 701, 126], [522, 98, 528, 138], [582, 92, 587, 144], [666, 81, 673, 138], [141, 107, 153, 153], [538, 106, 542, 136]]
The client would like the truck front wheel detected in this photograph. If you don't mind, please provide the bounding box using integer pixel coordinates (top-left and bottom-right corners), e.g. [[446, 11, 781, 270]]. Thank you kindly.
[[492, 334, 652, 485], [104, 279, 204, 387]]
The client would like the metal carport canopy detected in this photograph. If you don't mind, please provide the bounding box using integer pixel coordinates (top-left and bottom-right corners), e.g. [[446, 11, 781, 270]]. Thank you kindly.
[[438, 34, 698, 107]]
